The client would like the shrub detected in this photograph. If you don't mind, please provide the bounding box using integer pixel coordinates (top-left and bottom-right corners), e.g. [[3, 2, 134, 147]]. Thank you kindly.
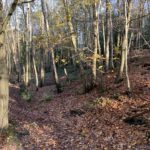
[[21, 91, 32, 102], [19, 84, 32, 102], [42, 93, 52, 102]]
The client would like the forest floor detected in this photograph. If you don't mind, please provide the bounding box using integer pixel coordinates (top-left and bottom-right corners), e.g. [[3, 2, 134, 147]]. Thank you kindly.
[[0, 50, 150, 150]]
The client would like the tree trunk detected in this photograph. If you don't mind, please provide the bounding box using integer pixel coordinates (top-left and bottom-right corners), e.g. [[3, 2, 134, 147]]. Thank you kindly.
[[109, 3, 114, 69], [105, 0, 111, 71], [39, 47, 45, 87], [16, 14, 21, 82], [102, 15, 106, 55], [0, 33, 9, 129], [0, 0, 19, 129], [119, 0, 132, 79], [25, 3, 31, 86], [33, 47, 39, 91], [92, 1, 99, 85], [118, 0, 132, 92]]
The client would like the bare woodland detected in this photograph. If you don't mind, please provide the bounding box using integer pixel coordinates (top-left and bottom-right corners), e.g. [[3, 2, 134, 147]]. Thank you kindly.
[[0, 0, 150, 149]]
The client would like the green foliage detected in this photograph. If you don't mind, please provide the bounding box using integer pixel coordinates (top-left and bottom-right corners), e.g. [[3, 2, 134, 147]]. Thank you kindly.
[[19, 84, 26, 94], [6, 125, 17, 143], [82, 101, 96, 112], [1, 125, 25, 148], [0, 125, 18, 144], [82, 97, 112, 112], [96, 72, 105, 93], [42, 93, 52, 102], [114, 46, 120, 54], [69, 73, 78, 81], [111, 93, 120, 100], [61, 58, 68, 65], [19, 85, 32, 102], [82, 70, 95, 94], [21, 92, 32, 102]]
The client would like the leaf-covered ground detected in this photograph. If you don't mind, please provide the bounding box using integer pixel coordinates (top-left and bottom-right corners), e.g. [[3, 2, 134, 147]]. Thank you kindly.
[[1, 50, 150, 150]]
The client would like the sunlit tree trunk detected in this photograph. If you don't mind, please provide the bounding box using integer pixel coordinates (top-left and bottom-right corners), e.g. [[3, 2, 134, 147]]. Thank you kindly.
[[92, 1, 99, 85], [39, 47, 45, 87], [16, 14, 21, 82], [119, 0, 132, 79], [33, 47, 39, 91], [25, 3, 30, 86], [39, 14, 45, 87], [0, 33, 9, 129], [118, 0, 132, 92], [0, 2, 8, 129], [28, 2, 32, 84], [124, 0, 131, 92], [10, 24, 21, 82], [0, 0, 18, 129], [116, 0, 121, 48]]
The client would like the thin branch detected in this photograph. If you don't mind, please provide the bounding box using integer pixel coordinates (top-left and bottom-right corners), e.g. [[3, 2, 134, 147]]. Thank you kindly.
[[128, 13, 150, 24], [1, 0, 19, 34], [18, 0, 35, 5]]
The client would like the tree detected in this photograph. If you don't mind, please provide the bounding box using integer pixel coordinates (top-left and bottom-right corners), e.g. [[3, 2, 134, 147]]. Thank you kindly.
[[92, 0, 99, 85], [0, 0, 19, 129], [105, 0, 111, 71], [41, 0, 61, 93], [118, 0, 132, 92]]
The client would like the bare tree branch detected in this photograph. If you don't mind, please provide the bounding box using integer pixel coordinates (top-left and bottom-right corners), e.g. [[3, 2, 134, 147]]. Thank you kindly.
[[0, 0, 19, 34]]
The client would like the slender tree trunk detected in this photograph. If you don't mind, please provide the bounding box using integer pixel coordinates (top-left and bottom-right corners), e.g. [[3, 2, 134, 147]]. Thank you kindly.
[[102, 14, 106, 55], [98, 0, 102, 55], [118, 0, 132, 92], [39, 13, 45, 87], [128, 32, 133, 53], [117, 33, 120, 48], [10, 24, 21, 82], [92, 1, 99, 85], [51, 48, 61, 92], [33, 47, 39, 91], [16, 14, 21, 82], [39, 47, 45, 87], [28, 2, 32, 83], [25, 3, 31, 86], [116, 0, 120, 49], [109, 4, 114, 69], [105, 0, 111, 71], [119, 0, 132, 79], [124, 1, 131, 92]]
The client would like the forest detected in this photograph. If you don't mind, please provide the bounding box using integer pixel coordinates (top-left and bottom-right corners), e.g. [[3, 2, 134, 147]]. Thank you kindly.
[[0, 0, 150, 149]]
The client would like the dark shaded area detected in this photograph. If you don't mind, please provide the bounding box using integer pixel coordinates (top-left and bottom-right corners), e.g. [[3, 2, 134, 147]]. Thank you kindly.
[[143, 63, 150, 68], [69, 109, 86, 117], [123, 117, 148, 126]]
